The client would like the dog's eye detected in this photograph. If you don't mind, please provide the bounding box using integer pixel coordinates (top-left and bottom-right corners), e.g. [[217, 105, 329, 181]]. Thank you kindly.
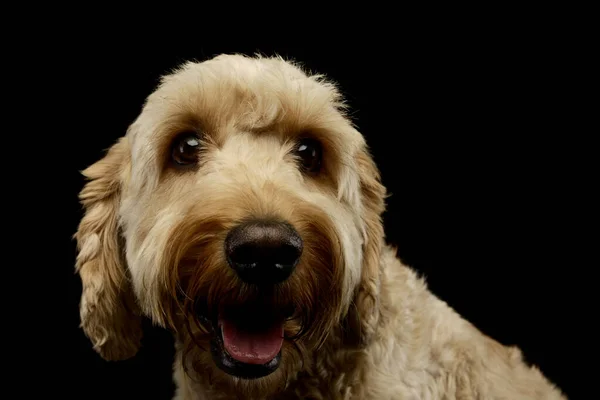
[[172, 132, 201, 166], [294, 138, 322, 174]]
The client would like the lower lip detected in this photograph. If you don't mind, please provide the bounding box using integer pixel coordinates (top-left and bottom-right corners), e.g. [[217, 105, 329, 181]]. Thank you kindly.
[[210, 326, 281, 379]]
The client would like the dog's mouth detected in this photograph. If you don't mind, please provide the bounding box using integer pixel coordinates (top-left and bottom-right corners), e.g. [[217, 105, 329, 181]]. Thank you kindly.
[[207, 304, 290, 379]]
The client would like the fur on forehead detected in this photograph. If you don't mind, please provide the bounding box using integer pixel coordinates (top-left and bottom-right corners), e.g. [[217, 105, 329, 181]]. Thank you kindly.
[[125, 53, 367, 211]]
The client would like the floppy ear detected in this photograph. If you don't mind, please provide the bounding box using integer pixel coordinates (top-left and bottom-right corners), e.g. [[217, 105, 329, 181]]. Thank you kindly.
[[74, 137, 142, 361], [343, 146, 386, 347]]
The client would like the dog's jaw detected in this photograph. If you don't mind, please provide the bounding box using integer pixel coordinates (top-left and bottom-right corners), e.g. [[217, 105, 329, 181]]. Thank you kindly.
[[198, 302, 289, 379]]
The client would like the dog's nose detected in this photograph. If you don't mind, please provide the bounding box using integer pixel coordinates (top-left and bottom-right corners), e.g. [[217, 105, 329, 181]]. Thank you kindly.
[[225, 220, 303, 285]]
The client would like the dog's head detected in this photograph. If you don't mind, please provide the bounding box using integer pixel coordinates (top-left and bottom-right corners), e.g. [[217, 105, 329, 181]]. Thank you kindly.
[[74, 54, 386, 396]]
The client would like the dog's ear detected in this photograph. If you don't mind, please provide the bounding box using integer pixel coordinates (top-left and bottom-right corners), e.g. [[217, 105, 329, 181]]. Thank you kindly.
[[343, 146, 386, 348], [74, 137, 142, 361]]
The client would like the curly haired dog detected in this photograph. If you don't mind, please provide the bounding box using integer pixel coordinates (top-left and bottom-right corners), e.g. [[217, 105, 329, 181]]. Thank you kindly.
[[74, 54, 566, 399]]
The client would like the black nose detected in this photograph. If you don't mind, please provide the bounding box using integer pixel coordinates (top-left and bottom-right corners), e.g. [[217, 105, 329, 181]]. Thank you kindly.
[[225, 220, 303, 285]]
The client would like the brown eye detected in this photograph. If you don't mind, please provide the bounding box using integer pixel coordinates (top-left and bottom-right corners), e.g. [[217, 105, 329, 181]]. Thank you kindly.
[[294, 138, 322, 174], [171, 132, 201, 166]]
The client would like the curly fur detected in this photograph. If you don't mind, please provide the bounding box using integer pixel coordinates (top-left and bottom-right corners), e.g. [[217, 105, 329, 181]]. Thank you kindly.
[[74, 54, 566, 399]]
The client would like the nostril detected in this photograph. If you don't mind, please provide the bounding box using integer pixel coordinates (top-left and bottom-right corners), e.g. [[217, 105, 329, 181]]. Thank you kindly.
[[229, 242, 262, 267], [273, 242, 302, 267], [230, 242, 301, 267]]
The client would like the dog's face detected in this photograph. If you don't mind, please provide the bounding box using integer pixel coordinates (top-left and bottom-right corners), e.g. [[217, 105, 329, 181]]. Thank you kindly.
[[75, 54, 386, 397]]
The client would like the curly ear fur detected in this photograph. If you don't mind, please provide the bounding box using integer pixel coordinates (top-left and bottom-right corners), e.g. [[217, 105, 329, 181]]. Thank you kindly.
[[74, 137, 142, 360], [343, 146, 387, 347]]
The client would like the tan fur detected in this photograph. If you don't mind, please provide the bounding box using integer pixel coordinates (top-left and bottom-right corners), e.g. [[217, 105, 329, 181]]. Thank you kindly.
[[75, 137, 143, 360], [74, 54, 566, 399]]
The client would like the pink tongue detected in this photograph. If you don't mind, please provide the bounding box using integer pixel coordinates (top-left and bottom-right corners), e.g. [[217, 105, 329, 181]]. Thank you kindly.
[[221, 319, 284, 365]]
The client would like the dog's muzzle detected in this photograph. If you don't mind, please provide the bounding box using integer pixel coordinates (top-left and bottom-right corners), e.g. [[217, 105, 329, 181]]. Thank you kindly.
[[208, 220, 302, 379]]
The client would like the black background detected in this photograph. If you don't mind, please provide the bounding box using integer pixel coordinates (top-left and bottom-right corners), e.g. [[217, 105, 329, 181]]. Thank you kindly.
[[32, 15, 591, 400]]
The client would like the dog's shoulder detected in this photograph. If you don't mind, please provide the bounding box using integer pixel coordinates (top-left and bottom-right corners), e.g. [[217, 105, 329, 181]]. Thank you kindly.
[[363, 246, 567, 399]]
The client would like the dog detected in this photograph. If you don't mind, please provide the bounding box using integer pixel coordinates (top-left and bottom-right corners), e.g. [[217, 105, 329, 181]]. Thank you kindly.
[[74, 54, 566, 399]]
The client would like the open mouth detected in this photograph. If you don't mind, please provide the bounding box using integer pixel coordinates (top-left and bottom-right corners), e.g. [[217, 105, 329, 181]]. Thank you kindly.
[[208, 305, 288, 379]]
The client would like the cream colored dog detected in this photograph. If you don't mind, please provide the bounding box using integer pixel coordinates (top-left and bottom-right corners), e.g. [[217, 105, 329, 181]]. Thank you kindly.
[[74, 54, 566, 399]]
